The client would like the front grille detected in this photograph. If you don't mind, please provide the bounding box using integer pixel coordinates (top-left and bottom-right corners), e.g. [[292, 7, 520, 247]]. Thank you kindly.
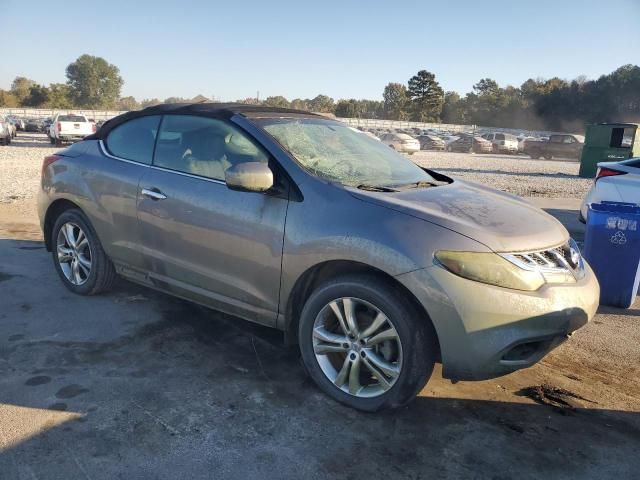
[[503, 242, 582, 273]]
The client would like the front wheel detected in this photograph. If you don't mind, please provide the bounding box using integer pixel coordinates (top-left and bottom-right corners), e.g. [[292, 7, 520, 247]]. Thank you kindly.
[[299, 274, 437, 411]]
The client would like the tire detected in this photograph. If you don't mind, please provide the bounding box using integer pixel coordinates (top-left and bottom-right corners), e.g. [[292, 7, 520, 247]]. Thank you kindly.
[[298, 274, 437, 412], [529, 151, 540, 160], [544, 154, 552, 160], [51, 209, 116, 295]]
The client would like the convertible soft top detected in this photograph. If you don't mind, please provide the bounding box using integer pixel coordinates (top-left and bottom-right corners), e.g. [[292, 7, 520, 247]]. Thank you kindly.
[[88, 103, 325, 139]]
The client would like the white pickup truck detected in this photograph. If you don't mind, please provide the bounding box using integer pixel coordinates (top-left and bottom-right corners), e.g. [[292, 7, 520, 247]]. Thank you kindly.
[[48, 114, 96, 145]]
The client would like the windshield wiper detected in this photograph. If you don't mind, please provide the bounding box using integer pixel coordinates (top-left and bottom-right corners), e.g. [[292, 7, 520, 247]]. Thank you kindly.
[[395, 180, 444, 189], [356, 184, 398, 192]]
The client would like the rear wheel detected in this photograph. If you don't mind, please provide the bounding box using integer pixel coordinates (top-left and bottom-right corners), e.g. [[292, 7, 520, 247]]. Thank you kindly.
[[51, 209, 116, 295], [544, 154, 552, 160], [298, 274, 437, 411]]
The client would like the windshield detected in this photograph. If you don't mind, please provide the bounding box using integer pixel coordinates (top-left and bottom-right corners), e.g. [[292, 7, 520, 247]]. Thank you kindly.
[[255, 118, 435, 187]]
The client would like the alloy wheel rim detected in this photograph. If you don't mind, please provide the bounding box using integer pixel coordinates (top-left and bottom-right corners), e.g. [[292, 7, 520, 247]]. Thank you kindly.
[[312, 297, 403, 398], [56, 222, 92, 286]]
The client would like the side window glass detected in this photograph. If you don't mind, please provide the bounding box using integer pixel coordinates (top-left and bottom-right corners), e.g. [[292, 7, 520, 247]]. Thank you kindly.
[[153, 115, 268, 182], [105, 116, 161, 164], [496, 133, 504, 141]]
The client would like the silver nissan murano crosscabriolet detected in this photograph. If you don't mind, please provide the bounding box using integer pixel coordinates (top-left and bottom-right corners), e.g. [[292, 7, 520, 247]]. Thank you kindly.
[[38, 104, 599, 411]]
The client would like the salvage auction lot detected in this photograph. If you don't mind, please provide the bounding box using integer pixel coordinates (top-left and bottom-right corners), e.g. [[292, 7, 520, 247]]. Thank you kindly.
[[1, 134, 639, 479]]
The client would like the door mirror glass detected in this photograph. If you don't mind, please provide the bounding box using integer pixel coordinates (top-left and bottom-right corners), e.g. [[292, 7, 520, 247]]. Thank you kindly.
[[225, 162, 274, 192]]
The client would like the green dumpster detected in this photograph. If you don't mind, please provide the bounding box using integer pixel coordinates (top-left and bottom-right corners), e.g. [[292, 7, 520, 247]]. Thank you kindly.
[[579, 123, 639, 178]]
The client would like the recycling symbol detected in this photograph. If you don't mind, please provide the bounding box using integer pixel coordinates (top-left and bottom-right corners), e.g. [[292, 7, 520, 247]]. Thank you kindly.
[[610, 231, 627, 245]]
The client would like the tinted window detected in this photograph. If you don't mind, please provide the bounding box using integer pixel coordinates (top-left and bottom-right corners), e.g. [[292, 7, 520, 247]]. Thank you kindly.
[[550, 135, 563, 143], [105, 115, 161, 164], [154, 115, 268, 181], [58, 115, 87, 122], [495, 133, 504, 140], [627, 159, 640, 168]]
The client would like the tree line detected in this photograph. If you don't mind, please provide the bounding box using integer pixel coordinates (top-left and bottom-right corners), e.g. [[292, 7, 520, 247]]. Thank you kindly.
[[1, 54, 638, 132]]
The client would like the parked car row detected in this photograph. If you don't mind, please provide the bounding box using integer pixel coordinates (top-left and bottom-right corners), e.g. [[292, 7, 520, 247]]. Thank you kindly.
[[0, 115, 105, 146], [354, 126, 559, 156]]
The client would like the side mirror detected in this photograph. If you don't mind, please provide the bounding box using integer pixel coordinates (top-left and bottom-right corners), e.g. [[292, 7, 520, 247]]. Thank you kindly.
[[224, 162, 274, 193]]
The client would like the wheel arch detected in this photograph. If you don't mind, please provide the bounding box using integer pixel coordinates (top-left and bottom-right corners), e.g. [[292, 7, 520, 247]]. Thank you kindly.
[[283, 259, 441, 359], [43, 199, 84, 251]]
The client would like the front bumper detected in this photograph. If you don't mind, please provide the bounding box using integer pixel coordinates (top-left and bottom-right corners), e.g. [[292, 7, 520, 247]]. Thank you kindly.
[[400, 144, 420, 153], [396, 262, 599, 380]]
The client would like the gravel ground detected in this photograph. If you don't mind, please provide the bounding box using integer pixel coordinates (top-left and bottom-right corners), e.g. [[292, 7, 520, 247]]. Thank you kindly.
[[0, 133, 592, 204], [0, 133, 57, 204], [413, 150, 592, 199]]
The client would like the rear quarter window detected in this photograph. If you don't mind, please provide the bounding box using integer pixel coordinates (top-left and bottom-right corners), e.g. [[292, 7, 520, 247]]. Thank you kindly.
[[104, 115, 161, 164], [58, 115, 87, 122]]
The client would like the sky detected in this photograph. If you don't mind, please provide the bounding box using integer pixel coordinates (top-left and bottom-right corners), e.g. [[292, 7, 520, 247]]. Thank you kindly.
[[1, 0, 639, 102]]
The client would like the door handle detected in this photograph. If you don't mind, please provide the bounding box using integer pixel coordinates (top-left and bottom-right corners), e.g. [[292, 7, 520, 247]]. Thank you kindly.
[[141, 188, 167, 201]]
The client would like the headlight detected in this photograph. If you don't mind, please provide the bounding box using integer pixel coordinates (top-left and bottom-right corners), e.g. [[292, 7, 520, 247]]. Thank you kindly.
[[434, 251, 545, 291]]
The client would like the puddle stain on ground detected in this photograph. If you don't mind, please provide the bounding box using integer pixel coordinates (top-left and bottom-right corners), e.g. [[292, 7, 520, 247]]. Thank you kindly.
[[56, 384, 89, 399], [0, 271, 17, 283], [25, 375, 52, 386]]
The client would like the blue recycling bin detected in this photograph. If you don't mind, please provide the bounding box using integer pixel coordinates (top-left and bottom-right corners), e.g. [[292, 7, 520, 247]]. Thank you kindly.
[[583, 202, 640, 308]]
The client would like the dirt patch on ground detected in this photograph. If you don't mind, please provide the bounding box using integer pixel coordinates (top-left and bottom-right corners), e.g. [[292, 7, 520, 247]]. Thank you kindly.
[[0, 200, 42, 241]]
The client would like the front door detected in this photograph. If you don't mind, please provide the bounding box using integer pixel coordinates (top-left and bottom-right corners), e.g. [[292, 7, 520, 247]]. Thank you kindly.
[[136, 114, 289, 326]]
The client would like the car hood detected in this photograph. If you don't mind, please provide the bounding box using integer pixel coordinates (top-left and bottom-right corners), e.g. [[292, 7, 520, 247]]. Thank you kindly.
[[349, 180, 568, 252]]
